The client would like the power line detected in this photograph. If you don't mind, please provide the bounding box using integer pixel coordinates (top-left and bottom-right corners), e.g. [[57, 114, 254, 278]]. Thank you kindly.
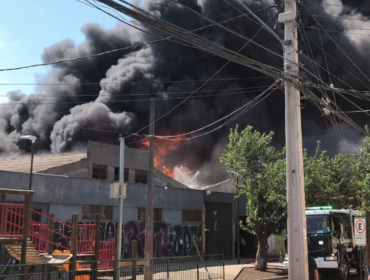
[[0, 6, 256, 73], [0, 87, 276, 106], [297, 24, 370, 91], [304, 25, 370, 37], [69, 82, 280, 142], [155, 82, 282, 141], [96, 0, 284, 76], [337, 109, 370, 114], [169, 0, 353, 96], [300, 1, 370, 87], [0, 85, 274, 97], [221, 0, 283, 46], [305, 0, 370, 13], [91, 0, 369, 138], [0, 76, 272, 86], [122, 3, 279, 139], [300, 12, 370, 22], [156, 80, 281, 140]]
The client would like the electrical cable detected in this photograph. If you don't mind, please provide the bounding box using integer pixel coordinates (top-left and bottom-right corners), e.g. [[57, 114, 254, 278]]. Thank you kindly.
[[124, 6, 279, 139], [0, 76, 272, 87], [155, 82, 282, 141], [0, 3, 262, 72], [0, 85, 273, 97], [304, 0, 370, 12], [156, 80, 281, 139], [300, 1, 370, 87], [0, 87, 278, 106]]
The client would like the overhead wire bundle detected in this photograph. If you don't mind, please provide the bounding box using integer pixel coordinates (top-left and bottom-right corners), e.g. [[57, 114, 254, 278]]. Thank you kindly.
[[2, 0, 370, 146]]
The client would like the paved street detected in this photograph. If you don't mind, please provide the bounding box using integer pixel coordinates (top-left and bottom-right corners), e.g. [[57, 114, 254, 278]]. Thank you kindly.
[[321, 269, 363, 280], [224, 259, 367, 280]]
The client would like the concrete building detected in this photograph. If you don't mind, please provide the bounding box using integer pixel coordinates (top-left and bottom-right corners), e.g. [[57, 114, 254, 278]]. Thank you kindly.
[[0, 141, 245, 259]]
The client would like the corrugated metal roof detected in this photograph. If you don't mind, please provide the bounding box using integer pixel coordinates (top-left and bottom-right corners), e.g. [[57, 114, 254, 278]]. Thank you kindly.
[[0, 153, 87, 173]]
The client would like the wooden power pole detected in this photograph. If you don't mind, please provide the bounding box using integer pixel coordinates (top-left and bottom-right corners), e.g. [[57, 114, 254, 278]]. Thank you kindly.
[[278, 0, 309, 279], [144, 98, 155, 280]]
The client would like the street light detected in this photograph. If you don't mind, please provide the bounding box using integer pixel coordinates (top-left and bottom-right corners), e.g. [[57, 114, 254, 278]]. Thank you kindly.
[[228, 170, 241, 264], [20, 135, 37, 190]]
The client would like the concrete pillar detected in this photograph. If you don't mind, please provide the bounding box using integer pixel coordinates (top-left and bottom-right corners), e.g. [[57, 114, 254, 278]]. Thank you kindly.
[[128, 169, 135, 183], [107, 166, 115, 181]]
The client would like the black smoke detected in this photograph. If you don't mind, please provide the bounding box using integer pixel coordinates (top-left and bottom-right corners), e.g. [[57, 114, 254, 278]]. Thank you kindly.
[[1, 0, 370, 186]]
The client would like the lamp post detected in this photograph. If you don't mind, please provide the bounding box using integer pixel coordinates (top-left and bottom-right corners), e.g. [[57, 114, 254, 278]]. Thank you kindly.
[[228, 170, 241, 264], [20, 135, 37, 190]]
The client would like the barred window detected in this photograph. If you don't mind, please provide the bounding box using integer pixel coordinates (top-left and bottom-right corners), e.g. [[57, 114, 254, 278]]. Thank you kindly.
[[114, 167, 129, 182], [92, 164, 107, 180], [138, 208, 162, 221], [182, 210, 202, 222], [82, 205, 113, 220], [135, 170, 147, 184]]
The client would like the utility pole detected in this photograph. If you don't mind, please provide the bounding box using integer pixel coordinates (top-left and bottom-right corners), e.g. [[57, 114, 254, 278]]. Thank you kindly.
[[228, 170, 241, 264], [236, 175, 240, 265], [144, 98, 155, 280], [19, 135, 37, 190], [115, 135, 126, 280], [278, 1, 309, 279]]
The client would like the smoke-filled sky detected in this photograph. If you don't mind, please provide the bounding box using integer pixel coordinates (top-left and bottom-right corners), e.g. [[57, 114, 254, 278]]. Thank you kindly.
[[1, 0, 370, 186], [0, 0, 118, 101]]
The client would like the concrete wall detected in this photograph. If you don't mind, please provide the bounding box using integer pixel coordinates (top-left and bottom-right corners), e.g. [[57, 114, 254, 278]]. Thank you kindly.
[[162, 208, 182, 224], [49, 204, 82, 221], [0, 170, 203, 212], [0, 170, 238, 260], [87, 142, 149, 172]]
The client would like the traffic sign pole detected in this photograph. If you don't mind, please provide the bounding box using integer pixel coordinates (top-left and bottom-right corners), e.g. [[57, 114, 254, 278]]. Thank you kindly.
[[367, 212, 370, 280], [355, 218, 367, 247], [355, 217, 366, 279]]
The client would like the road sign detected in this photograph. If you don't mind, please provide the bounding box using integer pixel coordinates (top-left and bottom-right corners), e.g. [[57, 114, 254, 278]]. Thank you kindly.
[[354, 217, 366, 246]]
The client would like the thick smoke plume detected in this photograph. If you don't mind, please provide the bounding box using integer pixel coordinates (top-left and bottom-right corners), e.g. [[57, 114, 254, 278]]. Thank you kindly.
[[1, 0, 370, 186]]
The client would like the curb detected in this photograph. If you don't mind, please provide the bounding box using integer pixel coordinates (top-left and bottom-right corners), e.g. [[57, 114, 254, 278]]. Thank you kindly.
[[232, 268, 288, 280], [254, 277, 288, 280], [232, 267, 244, 280]]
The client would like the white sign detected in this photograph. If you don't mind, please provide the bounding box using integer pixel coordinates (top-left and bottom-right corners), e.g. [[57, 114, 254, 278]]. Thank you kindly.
[[354, 217, 367, 246]]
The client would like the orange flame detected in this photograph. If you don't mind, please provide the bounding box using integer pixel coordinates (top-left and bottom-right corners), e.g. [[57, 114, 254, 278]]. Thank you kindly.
[[141, 137, 186, 178]]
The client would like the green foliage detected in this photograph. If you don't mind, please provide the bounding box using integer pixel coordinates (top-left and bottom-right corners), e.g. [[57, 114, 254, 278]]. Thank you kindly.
[[304, 141, 360, 209], [357, 126, 370, 211], [221, 125, 370, 236], [220, 125, 287, 237], [221, 125, 370, 271]]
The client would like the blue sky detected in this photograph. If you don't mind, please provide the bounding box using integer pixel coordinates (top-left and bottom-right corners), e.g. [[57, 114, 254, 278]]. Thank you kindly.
[[0, 0, 121, 103]]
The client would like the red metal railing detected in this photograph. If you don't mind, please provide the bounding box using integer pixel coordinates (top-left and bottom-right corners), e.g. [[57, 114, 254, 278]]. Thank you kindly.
[[30, 209, 73, 252], [29, 223, 49, 252], [0, 203, 116, 262], [98, 241, 115, 269], [77, 224, 95, 254], [0, 203, 25, 237]]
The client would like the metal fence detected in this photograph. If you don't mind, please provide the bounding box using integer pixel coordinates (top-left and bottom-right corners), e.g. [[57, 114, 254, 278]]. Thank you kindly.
[[0, 255, 224, 280]]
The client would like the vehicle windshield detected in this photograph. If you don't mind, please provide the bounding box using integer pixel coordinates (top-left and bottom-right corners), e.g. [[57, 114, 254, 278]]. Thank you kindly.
[[307, 215, 331, 234]]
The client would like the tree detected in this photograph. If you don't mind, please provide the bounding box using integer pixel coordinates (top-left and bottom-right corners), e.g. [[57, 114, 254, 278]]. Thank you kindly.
[[220, 125, 286, 271], [357, 127, 370, 211], [304, 141, 360, 208]]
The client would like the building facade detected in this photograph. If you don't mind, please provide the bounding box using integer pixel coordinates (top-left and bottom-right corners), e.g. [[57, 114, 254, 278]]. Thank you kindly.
[[0, 141, 245, 259]]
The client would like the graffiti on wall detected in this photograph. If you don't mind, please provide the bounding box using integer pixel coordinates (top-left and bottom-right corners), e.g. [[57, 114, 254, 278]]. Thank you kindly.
[[53, 220, 201, 259]]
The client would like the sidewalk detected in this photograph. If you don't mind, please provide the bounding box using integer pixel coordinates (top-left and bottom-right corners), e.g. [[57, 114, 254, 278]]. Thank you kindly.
[[224, 259, 285, 280]]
